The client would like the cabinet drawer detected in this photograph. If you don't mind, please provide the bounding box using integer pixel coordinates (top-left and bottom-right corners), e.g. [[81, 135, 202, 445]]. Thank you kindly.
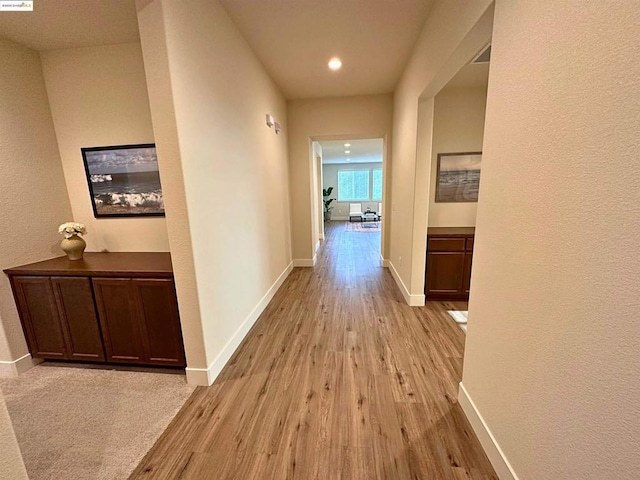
[[466, 237, 474, 251], [427, 237, 465, 252]]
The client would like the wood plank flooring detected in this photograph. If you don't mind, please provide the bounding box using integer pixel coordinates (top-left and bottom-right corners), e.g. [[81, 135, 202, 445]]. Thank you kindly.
[[130, 221, 497, 479]]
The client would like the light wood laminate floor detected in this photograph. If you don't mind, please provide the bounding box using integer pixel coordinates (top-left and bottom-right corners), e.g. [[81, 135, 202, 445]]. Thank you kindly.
[[130, 221, 497, 479]]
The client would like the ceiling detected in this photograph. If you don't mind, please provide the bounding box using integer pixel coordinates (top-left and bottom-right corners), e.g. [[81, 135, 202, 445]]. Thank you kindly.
[[0, 0, 139, 51], [441, 63, 490, 91], [0, 0, 435, 99], [218, 0, 435, 99], [319, 139, 383, 164]]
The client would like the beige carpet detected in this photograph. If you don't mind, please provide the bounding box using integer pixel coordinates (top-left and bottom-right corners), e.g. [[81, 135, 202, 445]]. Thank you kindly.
[[0, 364, 195, 480]]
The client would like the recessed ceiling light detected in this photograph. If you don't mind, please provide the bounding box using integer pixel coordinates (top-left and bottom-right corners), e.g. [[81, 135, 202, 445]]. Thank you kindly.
[[345, 150, 350, 154], [344, 143, 351, 147], [328, 57, 342, 71]]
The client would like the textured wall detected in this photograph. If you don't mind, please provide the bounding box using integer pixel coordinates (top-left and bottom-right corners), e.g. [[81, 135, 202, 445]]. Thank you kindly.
[[0, 39, 73, 365], [137, 0, 207, 372], [389, 0, 493, 296], [138, 0, 292, 379], [287, 95, 393, 261], [429, 86, 487, 227], [41, 43, 170, 252], [462, 1, 640, 479]]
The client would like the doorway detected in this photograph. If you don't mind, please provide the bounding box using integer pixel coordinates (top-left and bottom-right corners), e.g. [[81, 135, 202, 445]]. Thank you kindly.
[[423, 46, 491, 333], [316, 138, 385, 260]]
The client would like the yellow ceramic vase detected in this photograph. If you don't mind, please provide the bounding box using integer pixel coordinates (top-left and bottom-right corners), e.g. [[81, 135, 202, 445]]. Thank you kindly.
[[60, 235, 86, 260]]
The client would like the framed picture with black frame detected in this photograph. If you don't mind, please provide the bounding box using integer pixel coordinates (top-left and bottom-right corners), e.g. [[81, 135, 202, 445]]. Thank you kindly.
[[435, 152, 482, 203], [81, 144, 165, 218]]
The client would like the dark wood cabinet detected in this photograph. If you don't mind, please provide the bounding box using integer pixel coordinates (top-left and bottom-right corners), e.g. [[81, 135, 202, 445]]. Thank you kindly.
[[133, 279, 185, 366], [462, 252, 473, 295], [11, 276, 105, 361], [12, 276, 68, 359], [5, 253, 185, 368], [93, 278, 144, 364], [52, 277, 105, 361], [425, 227, 475, 301], [93, 277, 185, 366], [426, 252, 466, 295]]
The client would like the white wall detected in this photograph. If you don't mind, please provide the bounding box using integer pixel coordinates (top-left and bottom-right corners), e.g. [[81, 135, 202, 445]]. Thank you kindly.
[[137, 0, 292, 385], [314, 144, 324, 240], [0, 39, 73, 369], [41, 43, 170, 252], [429, 86, 487, 227], [311, 142, 322, 248], [389, 0, 493, 301], [287, 95, 393, 262], [322, 162, 383, 220], [461, 1, 640, 479]]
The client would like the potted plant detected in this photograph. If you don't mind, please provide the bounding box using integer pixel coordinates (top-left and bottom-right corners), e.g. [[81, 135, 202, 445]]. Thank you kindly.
[[323, 187, 335, 221]]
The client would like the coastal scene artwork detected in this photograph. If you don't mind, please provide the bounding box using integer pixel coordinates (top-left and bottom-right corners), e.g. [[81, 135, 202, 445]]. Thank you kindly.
[[435, 152, 482, 203], [81, 144, 164, 217]]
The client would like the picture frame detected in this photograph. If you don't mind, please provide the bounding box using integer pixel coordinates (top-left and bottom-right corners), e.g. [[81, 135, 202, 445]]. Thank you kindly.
[[435, 152, 482, 203], [81, 144, 165, 218]]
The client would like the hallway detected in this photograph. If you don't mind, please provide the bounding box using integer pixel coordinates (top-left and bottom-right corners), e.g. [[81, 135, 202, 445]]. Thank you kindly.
[[130, 222, 496, 479]]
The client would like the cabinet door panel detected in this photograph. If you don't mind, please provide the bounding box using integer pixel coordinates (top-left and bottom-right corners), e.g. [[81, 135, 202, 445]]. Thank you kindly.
[[51, 277, 105, 361], [426, 252, 465, 295], [12, 276, 67, 358], [92, 278, 145, 363], [133, 279, 185, 366], [463, 253, 473, 295]]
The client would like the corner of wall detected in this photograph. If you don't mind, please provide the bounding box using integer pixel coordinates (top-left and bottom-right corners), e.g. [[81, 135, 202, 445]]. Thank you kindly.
[[185, 260, 293, 386], [458, 382, 519, 480], [388, 261, 425, 306], [0, 354, 42, 378]]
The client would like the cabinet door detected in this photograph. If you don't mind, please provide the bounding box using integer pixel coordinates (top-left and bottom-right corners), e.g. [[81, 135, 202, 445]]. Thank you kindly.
[[462, 253, 473, 295], [425, 252, 466, 296], [51, 277, 105, 361], [11, 276, 67, 359], [133, 279, 186, 367], [92, 278, 146, 364]]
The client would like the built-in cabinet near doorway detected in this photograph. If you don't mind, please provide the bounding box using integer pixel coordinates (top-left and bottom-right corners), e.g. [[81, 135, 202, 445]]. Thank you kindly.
[[4, 252, 186, 368], [424, 227, 475, 300]]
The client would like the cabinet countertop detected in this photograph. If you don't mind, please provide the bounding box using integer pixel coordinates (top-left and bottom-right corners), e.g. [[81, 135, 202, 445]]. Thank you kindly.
[[3, 252, 173, 278], [427, 227, 475, 237]]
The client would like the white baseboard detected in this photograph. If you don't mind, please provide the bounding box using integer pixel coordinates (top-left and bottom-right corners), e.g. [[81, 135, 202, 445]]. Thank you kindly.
[[329, 215, 348, 221], [184, 365, 212, 386], [379, 253, 390, 268], [0, 353, 42, 378], [388, 261, 425, 306], [458, 382, 519, 480], [185, 261, 294, 386], [315, 240, 320, 254], [293, 254, 317, 267]]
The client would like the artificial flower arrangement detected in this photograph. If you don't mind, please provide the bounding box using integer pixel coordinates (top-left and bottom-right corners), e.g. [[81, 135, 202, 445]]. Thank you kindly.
[[58, 222, 87, 239]]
